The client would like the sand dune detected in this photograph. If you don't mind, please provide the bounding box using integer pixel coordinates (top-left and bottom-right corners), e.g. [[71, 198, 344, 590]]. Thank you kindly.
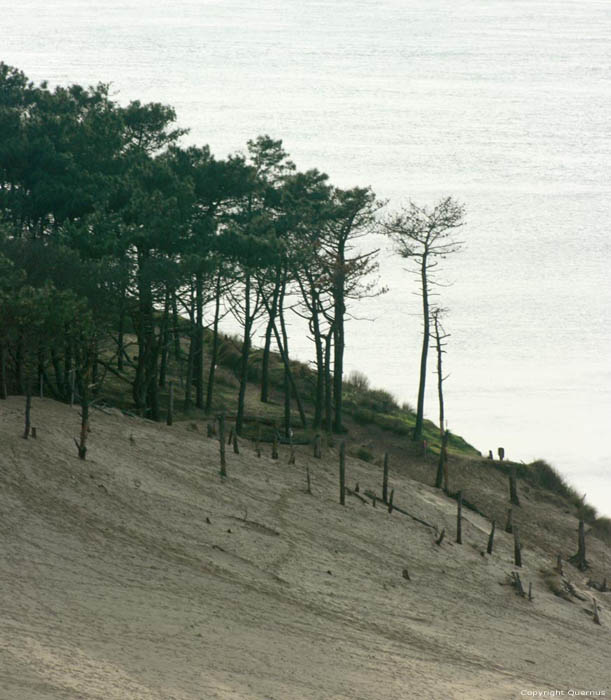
[[0, 398, 609, 699]]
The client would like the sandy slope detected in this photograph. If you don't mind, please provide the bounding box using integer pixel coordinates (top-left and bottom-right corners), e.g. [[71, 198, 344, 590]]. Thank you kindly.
[[0, 398, 609, 700]]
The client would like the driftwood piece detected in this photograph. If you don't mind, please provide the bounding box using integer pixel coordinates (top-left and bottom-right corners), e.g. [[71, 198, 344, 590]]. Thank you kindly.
[[362, 490, 436, 530], [345, 486, 367, 504]]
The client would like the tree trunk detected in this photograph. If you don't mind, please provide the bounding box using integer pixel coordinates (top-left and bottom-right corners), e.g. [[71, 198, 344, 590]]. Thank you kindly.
[[260, 272, 280, 403], [324, 329, 333, 435], [194, 272, 205, 409], [333, 291, 345, 433], [236, 273, 252, 436], [158, 289, 170, 388], [414, 257, 430, 441], [205, 269, 222, 414], [23, 379, 31, 439]]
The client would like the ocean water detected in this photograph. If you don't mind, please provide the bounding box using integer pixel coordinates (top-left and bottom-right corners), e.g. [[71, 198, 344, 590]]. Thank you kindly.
[[2, 0, 610, 514]]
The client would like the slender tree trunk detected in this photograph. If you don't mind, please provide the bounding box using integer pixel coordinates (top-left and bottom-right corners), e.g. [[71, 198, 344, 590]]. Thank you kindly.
[[333, 287, 345, 433], [312, 316, 324, 429], [117, 284, 126, 371], [158, 289, 170, 388], [414, 257, 430, 441], [324, 329, 333, 434], [205, 269, 222, 414], [236, 273, 252, 436], [194, 271, 205, 409], [260, 272, 280, 403], [184, 327, 194, 411]]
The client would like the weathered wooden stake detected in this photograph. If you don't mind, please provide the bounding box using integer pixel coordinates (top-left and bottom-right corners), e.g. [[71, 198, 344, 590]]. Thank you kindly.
[[339, 440, 346, 506], [314, 434, 322, 459], [31, 426, 37, 439], [288, 432, 295, 465], [70, 369, 75, 407], [513, 524, 522, 567], [227, 426, 234, 445], [388, 488, 394, 514], [592, 597, 601, 625], [505, 507, 513, 534], [218, 414, 226, 477], [372, 493, 376, 508], [435, 528, 445, 546], [306, 466, 312, 494], [498, 447, 505, 461], [232, 431, 239, 455], [569, 518, 588, 571], [528, 582, 533, 601], [272, 434, 279, 460], [456, 490, 463, 544], [166, 381, 174, 426], [382, 452, 389, 504], [487, 519, 496, 555], [23, 382, 32, 439], [509, 464, 520, 506]]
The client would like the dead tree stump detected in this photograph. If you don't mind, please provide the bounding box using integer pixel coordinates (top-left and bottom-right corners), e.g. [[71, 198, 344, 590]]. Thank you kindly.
[[382, 452, 389, 504], [339, 441, 346, 506], [592, 597, 601, 625], [456, 491, 463, 544], [23, 386, 32, 439], [487, 520, 496, 555], [218, 414, 227, 478], [166, 381, 174, 426], [513, 525, 522, 567], [569, 518, 589, 571], [272, 434, 279, 460], [314, 434, 322, 459]]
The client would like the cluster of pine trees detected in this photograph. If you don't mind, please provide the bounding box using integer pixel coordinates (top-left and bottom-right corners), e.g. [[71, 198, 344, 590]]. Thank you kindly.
[[0, 63, 387, 436]]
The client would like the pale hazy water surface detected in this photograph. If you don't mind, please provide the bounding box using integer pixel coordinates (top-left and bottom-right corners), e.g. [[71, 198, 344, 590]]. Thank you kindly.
[[2, 0, 610, 514]]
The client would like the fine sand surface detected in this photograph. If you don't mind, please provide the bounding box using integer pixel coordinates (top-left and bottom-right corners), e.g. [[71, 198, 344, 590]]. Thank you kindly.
[[0, 398, 609, 699]]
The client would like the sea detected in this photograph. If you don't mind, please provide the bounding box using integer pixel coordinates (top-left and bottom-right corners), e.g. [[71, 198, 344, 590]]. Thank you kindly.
[[2, 0, 610, 515]]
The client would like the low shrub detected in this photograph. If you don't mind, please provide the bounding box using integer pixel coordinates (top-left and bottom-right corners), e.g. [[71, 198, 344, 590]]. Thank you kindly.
[[355, 446, 374, 463]]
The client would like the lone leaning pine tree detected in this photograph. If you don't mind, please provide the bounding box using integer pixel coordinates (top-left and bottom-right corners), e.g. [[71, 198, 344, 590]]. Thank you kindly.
[[383, 197, 465, 442]]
